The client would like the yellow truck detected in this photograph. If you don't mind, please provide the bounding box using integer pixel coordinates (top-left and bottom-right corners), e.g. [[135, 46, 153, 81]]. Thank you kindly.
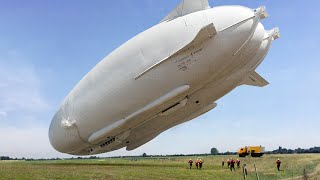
[[238, 146, 265, 157]]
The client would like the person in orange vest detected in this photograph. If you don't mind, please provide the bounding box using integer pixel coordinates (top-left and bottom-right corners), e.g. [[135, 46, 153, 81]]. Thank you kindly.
[[199, 159, 203, 169], [236, 159, 241, 168], [195, 159, 199, 169], [188, 159, 193, 169], [230, 158, 236, 172], [276, 159, 282, 171]]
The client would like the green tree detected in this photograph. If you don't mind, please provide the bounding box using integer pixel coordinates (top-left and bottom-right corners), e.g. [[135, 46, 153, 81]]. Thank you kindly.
[[211, 148, 219, 155]]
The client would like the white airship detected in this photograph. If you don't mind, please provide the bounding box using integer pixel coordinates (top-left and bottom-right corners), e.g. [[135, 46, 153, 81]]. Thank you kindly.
[[49, 0, 280, 155]]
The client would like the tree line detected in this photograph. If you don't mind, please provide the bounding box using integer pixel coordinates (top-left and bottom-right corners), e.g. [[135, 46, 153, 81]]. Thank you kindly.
[[1, 146, 320, 161], [209, 146, 320, 155], [266, 146, 320, 154]]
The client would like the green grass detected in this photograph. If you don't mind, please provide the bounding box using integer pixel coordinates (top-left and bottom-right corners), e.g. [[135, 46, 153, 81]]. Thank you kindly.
[[1, 154, 320, 179]]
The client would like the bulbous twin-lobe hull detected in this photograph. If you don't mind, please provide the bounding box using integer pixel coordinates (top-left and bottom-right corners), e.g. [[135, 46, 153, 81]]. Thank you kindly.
[[49, 2, 279, 155]]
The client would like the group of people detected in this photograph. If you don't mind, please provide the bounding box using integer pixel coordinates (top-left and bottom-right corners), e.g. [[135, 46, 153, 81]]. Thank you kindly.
[[222, 158, 241, 171], [187, 158, 282, 172], [188, 159, 204, 169]]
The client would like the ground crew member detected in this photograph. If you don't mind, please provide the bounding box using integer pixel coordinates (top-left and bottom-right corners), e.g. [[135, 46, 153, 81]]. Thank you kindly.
[[199, 159, 203, 169], [222, 160, 225, 167], [188, 159, 193, 169], [195, 159, 199, 169], [276, 159, 281, 171], [230, 158, 236, 172], [236, 159, 241, 168], [227, 159, 230, 168]]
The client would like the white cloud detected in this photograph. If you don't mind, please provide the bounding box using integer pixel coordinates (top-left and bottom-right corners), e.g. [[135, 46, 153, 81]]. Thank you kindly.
[[0, 62, 49, 114], [0, 111, 7, 120], [0, 59, 53, 158], [0, 126, 65, 158]]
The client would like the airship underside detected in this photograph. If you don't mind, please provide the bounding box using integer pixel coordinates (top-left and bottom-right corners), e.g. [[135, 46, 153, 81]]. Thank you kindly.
[[49, 0, 280, 155]]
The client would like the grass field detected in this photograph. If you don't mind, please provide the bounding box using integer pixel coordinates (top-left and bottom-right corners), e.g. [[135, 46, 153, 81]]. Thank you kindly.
[[1, 154, 320, 180]]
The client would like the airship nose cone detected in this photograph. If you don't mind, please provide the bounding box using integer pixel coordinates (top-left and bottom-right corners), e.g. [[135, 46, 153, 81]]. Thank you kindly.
[[49, 109, 88, 154]]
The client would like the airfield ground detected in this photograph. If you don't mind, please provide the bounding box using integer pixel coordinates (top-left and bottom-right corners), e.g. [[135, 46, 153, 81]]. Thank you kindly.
[[1, 154, 320, 179]]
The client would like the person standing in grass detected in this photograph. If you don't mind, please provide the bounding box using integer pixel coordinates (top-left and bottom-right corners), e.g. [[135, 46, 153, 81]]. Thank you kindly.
[[188, 159, 193, 169], [199, 159, 203, 169], [236, 159, 241, 168], [230, 158, 236, 172], [276, 159, 282, 171], [222, 159, 225, 167], [227, 159, 231, 168], [195, 159, 199, 169]]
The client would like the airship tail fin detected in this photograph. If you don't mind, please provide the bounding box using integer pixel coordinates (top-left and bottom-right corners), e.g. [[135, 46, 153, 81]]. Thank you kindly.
[[160, 0, 210, 23], [242, 71, 269, 87]]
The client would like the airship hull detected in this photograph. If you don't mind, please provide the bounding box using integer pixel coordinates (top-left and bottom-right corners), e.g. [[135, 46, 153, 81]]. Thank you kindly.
[[49, 3, 280, 155]]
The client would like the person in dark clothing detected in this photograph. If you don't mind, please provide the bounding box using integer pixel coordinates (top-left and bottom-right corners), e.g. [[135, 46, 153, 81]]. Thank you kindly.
[[236, 159, 241, 168], [276, 159, 282, 171], [199, 159, 203, 169], [188, 159, 193, 169], [222, 160, 225, 167], [230, 159, 236, 172], [227, 159, 231, 168], [196, 159, 199, 169]]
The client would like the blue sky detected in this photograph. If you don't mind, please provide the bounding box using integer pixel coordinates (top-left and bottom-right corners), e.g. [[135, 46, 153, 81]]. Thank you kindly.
[[0, 0, 319, 158]]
